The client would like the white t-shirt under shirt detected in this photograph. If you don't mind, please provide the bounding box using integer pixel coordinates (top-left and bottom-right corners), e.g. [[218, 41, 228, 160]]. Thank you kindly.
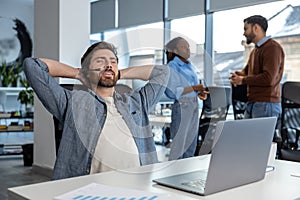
[[90, 96, 140, 174]]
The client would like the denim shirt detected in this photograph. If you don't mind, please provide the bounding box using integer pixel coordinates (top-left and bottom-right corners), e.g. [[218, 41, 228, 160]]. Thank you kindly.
[[23, 58, 169, 180], [165, 56, 199, 100]]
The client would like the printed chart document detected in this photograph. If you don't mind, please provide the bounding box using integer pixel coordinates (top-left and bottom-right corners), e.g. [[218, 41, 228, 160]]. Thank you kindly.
[[54, 183, 169, 200]]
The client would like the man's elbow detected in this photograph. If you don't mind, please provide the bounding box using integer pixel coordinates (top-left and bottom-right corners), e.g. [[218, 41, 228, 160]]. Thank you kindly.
[[22, 57, 34, 73]]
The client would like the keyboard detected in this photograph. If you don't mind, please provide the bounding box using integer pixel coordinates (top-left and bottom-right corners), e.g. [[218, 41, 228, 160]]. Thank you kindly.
[[182, 178, 206, 189]]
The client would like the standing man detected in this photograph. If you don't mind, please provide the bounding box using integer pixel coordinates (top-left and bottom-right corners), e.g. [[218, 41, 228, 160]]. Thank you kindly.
[[230, 15, 284, 121]]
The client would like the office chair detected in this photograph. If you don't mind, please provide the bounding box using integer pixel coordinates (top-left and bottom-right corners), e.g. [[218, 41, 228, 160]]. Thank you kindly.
[[231, 84, 248, 120], [114, 83, 133, 94], [279, 81, 300, 162], [53, 84, 88, 155], [53, 83, 133, 155], [195, 86, 231, 156]]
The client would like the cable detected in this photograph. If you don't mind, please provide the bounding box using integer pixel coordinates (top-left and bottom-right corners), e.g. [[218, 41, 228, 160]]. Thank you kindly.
[[266, 165, 275, 173]]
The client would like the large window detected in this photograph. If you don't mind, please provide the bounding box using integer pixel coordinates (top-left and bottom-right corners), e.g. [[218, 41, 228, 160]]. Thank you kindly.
[[171, 15, 206, 79], [93, 22, 164, 89], [171, 15, 205, 47], [125, 22, 164, 58], [90, 22, 163, 67], [91, 0, 300, 84], [213, 0, 300, 85]]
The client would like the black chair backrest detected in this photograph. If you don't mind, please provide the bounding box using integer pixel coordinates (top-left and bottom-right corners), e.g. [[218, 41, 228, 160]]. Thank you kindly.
[[54, 84, 88, 155], [115, 83, 133, 94], [231, 84, 248, 120], [280, 81, 300, 151], [200, 86, 231, 121], [195, 86, 231, 156], [53, 83, 133, 155]]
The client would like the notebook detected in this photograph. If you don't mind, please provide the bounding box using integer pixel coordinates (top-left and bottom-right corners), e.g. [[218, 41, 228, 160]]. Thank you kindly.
[[153, 117, 277, 196]]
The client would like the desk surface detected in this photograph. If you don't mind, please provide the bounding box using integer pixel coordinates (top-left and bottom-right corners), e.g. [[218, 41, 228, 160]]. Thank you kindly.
[[149, 115, 171, 127], [8, 156, 300, 200]]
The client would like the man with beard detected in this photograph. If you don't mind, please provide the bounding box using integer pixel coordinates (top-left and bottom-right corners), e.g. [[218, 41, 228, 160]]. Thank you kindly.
[[23, 41, 169, 180], [230, 15, 284, 122]]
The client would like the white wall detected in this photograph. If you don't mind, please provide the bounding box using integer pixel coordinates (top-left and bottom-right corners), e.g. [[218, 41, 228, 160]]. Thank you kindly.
[[33, 0, 90, 171]]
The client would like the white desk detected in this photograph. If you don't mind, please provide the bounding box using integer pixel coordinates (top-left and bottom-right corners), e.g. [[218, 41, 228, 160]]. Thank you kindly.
[[149, 115, 171, 127], [8, 156, 300, 200]]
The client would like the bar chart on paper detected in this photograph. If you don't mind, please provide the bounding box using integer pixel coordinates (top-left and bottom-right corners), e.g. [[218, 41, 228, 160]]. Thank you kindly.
[[54, 183, 168, 200], [71, 196, 158, 200]]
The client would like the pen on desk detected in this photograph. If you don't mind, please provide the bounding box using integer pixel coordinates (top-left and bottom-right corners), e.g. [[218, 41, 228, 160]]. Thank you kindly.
[[290, 174, 300, 178]]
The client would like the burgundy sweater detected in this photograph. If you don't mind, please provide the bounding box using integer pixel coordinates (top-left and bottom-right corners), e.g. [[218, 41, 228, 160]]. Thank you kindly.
[[240, 38, 285, 103]]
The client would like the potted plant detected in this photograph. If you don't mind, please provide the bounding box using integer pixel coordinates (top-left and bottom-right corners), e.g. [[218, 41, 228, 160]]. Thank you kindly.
[[10, 61, 23, 87], [0, 60, 22, 87], [17, 78, 34, 113]]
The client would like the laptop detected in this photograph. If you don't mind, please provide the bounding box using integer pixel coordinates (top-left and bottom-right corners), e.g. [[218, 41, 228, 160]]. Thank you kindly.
[[153, 117, 277, 196]]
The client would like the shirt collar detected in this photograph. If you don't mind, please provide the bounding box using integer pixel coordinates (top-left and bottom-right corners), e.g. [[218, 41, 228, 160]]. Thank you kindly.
[[173, 56, 190, 66], [256, 36, 271, 48], [88, 88, 106, 102]]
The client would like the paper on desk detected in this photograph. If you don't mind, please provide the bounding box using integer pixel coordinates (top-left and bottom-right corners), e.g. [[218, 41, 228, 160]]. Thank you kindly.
[[54, 183, 168, 200]]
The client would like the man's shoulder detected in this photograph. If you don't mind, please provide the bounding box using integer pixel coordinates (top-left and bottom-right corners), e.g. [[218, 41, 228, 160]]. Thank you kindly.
[[261, 38, 284, 53], [168, 60, 180, 67], [265, 38, 283, 48]]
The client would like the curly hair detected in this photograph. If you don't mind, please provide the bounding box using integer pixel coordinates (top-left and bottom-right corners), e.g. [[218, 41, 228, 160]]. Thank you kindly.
[[164, 37, 184, 63]]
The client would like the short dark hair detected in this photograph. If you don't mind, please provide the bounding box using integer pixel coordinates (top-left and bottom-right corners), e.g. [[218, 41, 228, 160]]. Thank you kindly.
[[244, 15, 268, 32], [81, 41, 118, 76]]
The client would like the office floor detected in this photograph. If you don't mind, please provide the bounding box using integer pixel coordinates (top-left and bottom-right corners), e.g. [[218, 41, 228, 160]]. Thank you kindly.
[[0, 155, 51, 200]]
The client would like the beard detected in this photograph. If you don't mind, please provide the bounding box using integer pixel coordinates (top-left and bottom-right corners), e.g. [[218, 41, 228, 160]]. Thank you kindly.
[[97, 79, 117, 87], [97, 69, 117, 87], [246, 31, 256, 45]]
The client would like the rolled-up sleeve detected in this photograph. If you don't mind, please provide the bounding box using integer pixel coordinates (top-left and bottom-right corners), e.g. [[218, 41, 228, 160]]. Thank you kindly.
[[136, 64, 170, 112], [23, 58, 68, 121]]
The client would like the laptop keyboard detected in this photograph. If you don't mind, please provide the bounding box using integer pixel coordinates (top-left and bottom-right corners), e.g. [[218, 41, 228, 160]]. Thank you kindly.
[[182, 178, 206, 189]]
